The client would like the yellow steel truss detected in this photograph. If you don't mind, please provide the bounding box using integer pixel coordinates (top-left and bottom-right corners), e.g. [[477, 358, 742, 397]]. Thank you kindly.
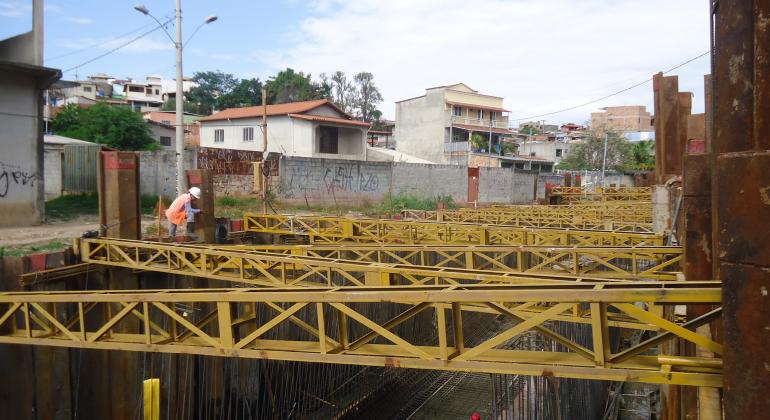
[[222, 244, 683, 281], [550, 186, 653, 203], [78, 238, 638, 288], [0, 283, 722, 387], [400, 210, 654, 232], [242, 213, 664, 246]]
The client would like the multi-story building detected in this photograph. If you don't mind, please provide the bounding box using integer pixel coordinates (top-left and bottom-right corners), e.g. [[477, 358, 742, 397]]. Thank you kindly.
[[395, 83, 515, 165], [591, 105, 653, 133]]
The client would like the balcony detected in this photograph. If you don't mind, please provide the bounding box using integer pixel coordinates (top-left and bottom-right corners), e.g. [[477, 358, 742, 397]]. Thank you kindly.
[[448, 114, 510, 129], [444, 141, 470, 153]]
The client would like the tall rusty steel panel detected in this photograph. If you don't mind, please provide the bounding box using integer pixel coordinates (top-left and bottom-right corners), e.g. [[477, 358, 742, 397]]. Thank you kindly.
[[713, 1, 770, 418], [653, 73, 680, 182], [62, 144, 100, 194]]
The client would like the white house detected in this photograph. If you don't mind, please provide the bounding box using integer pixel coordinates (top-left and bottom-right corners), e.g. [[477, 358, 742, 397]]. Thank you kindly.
[[517, 141, 572, 165], [198, 99, 370, 160]]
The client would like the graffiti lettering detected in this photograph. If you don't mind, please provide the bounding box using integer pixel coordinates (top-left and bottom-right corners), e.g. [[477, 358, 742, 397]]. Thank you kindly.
[[197, 147, 262, 175], [0, 161, 39, 198]]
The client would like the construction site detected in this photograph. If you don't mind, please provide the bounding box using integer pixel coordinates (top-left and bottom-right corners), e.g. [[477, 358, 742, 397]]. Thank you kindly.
[[0, 1, 768, 420]]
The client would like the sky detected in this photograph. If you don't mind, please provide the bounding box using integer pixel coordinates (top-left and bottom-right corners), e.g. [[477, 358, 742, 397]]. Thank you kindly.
[[1, 0, 712, 125]]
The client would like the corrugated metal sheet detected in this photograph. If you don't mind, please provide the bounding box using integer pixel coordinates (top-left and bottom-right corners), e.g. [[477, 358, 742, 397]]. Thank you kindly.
[[63, 144, 100, 193]]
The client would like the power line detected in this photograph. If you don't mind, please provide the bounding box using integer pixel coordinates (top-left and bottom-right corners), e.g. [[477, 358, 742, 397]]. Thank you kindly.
[[510, 50, 711, 122], [45, 16, 171, 62], [62, 17, 175, 74]]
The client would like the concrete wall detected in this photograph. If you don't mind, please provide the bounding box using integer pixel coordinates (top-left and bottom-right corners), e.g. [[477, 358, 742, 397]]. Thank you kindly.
[[391, 163, 468, 202], [478, 167, 536, 203], [213, 174, 253, 197], [274, 156, 537, 205], [138, 149, 197, 198], [395, 89, 447, 163], [277, 156, 392, 205], [43, 148, 62, 199], [0, 72, 44, 226]]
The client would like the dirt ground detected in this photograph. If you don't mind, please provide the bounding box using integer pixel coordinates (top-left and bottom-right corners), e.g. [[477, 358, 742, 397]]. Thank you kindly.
[[0, 215, 160, 248]]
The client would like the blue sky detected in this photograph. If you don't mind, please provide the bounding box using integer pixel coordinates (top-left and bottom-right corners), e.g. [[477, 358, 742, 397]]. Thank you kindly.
[[2, 0, 712, 123]]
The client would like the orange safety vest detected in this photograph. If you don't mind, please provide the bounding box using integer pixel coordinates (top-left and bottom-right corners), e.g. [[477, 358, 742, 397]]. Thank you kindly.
[[165, 193, 192, 226]]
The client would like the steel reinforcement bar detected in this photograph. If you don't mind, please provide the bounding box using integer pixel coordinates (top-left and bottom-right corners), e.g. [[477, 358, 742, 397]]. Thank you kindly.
[[0, 283, 722, 387], [242, 214, 664, 246], [221, 244, 683, 281]]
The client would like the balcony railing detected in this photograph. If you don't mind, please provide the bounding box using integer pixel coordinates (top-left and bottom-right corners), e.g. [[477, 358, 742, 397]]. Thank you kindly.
[[448, 114, 510, 129], [444, 141, 470, 153]]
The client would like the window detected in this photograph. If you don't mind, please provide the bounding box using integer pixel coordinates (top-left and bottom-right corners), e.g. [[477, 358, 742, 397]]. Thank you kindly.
[[319, 126, 339, 154], [453, 106, 462, 116], [530, 152, 536, 157], [128, 86, 144, 93], [243, 127, 254, 142], [477, 110, 483, 121], [214, 129, 224, 143], [490, 111, 496, 121], [155, 89, 160, 95], [83, 86, 93, 93], [161, 120, 171, 125], [160, 136, 172, 146], [556, 149, 563, 157]]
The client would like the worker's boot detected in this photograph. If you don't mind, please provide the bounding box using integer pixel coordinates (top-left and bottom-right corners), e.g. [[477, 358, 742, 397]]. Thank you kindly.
[[186, 222, 199, 241]]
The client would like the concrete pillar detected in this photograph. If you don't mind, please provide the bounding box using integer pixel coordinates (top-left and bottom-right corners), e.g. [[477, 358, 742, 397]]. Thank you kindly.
[[714, 1, 770, 418]]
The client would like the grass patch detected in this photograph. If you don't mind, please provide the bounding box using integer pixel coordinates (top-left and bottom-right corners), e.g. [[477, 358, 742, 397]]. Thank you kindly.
[[373, 194, 456, 215], [45, 194, 169, 220], [45, 194, 99, 220], [0, 240, 69, 257]]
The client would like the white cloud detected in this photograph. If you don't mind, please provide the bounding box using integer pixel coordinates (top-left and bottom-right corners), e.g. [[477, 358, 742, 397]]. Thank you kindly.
[[0, 1, 31, 17], [65, 16, 93, 25], [269, 0, 711, 123]]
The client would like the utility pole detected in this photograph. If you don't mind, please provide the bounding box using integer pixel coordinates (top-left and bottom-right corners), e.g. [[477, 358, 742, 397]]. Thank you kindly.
[[261, 86, 268, 213], [601, 132, 608, 187]]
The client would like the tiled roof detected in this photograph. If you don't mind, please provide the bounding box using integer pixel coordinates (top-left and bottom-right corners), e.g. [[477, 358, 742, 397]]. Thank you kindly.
[[452, 123, 514, 135], [198, 99, 346, 122], [289, 113, 370, 128]]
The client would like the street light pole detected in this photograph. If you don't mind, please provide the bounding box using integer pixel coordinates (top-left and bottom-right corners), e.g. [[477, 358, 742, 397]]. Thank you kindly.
[[601, 132, 608, 188], [174, 0, 185, 195], [134, 3, 216, 196]]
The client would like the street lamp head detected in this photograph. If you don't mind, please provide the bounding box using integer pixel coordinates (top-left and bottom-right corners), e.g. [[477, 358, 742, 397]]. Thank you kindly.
[[133, 4, 149, 15], [205, 15, 218, 24]]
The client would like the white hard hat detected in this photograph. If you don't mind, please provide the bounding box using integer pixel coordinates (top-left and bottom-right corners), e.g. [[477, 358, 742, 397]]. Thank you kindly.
[[189, 187, 201, 199]]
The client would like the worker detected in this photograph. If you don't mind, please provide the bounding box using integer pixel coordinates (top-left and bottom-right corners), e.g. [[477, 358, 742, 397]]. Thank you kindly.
[[470, 412, 481, 420], [166, 187, 202, 239]]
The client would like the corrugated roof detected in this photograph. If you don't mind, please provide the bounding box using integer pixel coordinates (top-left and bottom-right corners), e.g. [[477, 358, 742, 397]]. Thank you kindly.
[[198, 99, 347, 122], [452, 123, 514, 135]]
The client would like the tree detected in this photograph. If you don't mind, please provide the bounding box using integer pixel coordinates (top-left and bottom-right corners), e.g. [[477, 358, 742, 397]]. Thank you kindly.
[[470, 133, 489, 151], [185, 70, 240, 114], [327, 70, 357, 114], [266, 68, 326, 104], [352, 72, 383, 122], [220, 78, 263, 109], [52, 103, 157, 150], [558, 129, 633, 171], [631, 140, 655, 170], [519, 126, 539, 135], [160, 97, 204, 114]]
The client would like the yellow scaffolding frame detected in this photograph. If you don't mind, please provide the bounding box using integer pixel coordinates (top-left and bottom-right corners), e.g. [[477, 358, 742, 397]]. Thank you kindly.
[[221, 244, 683, 281], [242, 214, 664, 246], [0, 283, 722, 387]]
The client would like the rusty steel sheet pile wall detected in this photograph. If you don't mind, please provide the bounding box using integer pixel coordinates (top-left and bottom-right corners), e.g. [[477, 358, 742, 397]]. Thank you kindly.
[[713, 1, 770, 418]]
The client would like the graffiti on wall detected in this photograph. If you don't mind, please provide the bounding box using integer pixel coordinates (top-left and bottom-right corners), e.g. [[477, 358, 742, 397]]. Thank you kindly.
[[0, 161, 39, 198], [197, 147, 263, 175], [279, 160, 387, 200]]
